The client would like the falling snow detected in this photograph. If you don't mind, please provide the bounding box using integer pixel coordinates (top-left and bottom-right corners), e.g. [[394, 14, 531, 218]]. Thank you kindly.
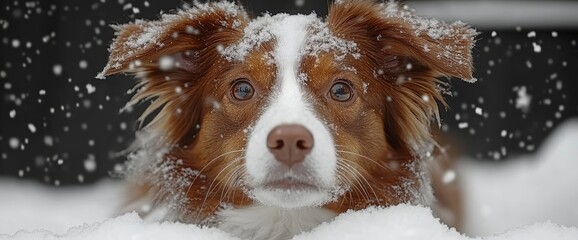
[[0, 1, 577, 239], [79, 60, 88, 69], [83, 154, 97, 172], [442, 170, 456, 184], [52, 64, 63, 76], [532, 42, 542, 53], [27, 124, 36, 133], [515, 86, 532, 112], [8, 138, 20, 149], [157, 55, 174, 71], [85, 84, 96, 94]]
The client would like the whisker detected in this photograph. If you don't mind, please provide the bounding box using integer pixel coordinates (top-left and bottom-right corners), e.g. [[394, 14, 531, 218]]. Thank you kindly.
[[334, 173, 354, 209], [228, 167, 246, 205], [185, 149, 245, 197], [219, 165, 244, 204], [335, 149, 400, 173], [338, 159, 380, 203], [195, 157, 242, 220], [336, 161, 371, 202]]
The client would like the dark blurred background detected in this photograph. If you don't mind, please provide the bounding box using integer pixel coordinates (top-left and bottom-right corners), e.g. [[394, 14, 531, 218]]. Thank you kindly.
[[1, 0, 577, 185]]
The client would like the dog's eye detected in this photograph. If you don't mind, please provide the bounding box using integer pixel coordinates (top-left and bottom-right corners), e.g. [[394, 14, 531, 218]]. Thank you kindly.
[[329, 81, 353, 102], [231, 79, 255, 101]]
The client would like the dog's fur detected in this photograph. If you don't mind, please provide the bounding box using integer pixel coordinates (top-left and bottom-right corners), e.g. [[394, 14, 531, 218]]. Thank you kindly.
[[99, 1, 476, 239]]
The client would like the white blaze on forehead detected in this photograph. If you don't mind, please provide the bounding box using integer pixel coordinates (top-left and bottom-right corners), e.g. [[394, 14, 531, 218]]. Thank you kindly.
[[243, 16, 340, 208], [268, 15, 312, 117], [270, 15, 310, 82]]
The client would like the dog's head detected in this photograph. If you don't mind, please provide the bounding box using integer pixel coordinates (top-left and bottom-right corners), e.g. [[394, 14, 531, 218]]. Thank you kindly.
[[100, 0, 475, 216]]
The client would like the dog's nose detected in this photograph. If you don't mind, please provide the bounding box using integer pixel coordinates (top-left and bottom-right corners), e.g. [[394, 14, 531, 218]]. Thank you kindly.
[[267, 124, 314, 167]]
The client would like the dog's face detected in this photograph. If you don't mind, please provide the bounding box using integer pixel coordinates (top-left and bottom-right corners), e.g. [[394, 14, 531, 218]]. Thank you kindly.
[[100, 1, 475, 216]]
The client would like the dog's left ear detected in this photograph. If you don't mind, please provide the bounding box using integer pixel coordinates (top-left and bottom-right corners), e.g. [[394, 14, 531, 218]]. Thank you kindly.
[[328, 0, 477, 154], [328, 0, 476, 81]]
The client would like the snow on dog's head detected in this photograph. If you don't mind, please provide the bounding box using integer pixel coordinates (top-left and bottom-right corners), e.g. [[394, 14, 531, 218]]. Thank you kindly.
[[99, 0, 475, 223]]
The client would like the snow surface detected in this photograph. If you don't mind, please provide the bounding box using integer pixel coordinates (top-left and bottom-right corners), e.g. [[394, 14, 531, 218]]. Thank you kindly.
[[1, 206, 577, 240], [1, 119, 578, 239], [461, 118, 578, 236], [0, 180, 124, 235]]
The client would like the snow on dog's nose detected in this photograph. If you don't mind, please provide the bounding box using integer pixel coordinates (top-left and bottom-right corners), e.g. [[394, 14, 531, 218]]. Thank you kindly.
[[267, 124, 314, 167]]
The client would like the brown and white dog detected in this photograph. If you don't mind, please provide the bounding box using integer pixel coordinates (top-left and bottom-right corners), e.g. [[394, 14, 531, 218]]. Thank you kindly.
[[99, 0, 476, 239]]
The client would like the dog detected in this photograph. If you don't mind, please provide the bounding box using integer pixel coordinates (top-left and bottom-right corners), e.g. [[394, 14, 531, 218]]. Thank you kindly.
[[98, 0, 476, 239]]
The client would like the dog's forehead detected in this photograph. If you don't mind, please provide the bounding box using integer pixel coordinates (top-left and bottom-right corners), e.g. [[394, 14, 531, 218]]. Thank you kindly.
[[220, 13, 361, 78]]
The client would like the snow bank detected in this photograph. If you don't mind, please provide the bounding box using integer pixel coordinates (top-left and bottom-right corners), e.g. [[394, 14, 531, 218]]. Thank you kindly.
[[1, 213, 237, 240], [2, 205, 577, 240], [460, 119, 578, 236], [295, 205, 578, 240], [0, 179, 124, 235], [2, 119, 578, 239]]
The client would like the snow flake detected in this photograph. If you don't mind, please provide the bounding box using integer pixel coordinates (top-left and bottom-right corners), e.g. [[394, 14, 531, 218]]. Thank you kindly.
[[44, 135, 54, 146], [27, 123, 37, 133], [515, 86, 531, 112], [77, 174, 85, 183], [175, 86, 183, 94], [442, 170, 456, 184], [79, 60, 88, 69], [158, 55, 175, 71], [9, 137, 20, 149], [53, 64, 63, 76], [551, 31, 558, 37], [532, 42, 541, 53], [362, 82, 369, 94], [556, 81, 563, 90], [86, 84, 96, 94], [475, 107, 482, 115], [421, 94, 430, 102], [295, 0, 305, 7], [84, 154, 97, 172], [11, 39, 20, 48]]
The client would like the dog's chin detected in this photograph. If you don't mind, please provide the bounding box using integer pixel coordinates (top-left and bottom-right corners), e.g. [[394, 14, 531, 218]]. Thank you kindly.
[[250, 181, 331, 208]]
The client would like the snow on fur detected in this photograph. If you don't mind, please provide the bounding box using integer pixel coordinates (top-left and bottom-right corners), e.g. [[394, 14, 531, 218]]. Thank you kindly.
[[220, 13, 360, 63], [96, 1, 247, 79]]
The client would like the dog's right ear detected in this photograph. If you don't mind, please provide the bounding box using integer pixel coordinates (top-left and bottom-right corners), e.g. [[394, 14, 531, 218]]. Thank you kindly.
[[98, 2, 248, 78], [97, 2, 249, 144]]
